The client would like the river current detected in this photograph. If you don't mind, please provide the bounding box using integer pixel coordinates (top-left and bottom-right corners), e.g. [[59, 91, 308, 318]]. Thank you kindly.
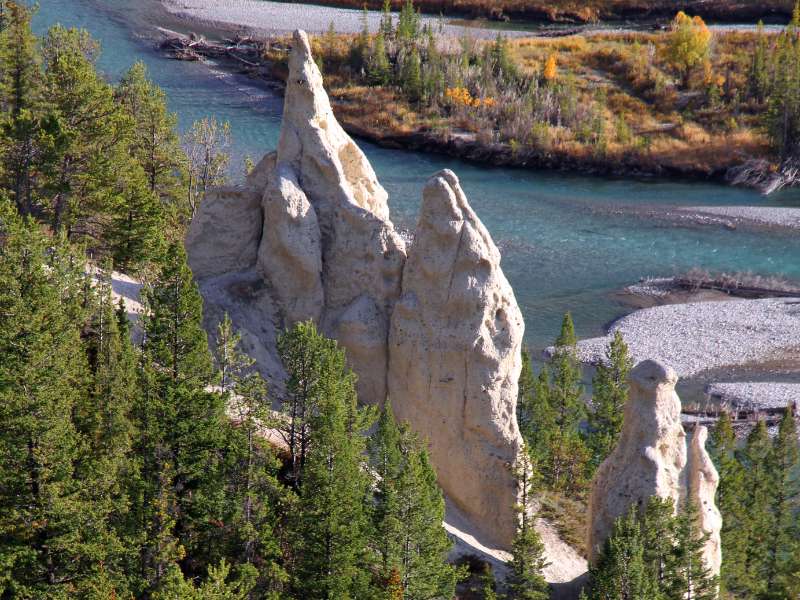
[[36, 0, 800, 371]]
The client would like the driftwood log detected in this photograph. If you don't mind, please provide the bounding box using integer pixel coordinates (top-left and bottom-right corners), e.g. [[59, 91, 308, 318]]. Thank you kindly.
[[159, 28, 264, 65]]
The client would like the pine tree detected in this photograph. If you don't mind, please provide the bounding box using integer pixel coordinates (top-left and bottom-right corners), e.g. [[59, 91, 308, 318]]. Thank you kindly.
[[640, 496, 676, 594], [136, 241, 227, 583], [668, 500, 717, 600], [400, 46, 422, 102], [737, 419, 774, 597], [368, 402, 457, 599], [40, 25, 131, 236], [289, 323, 375, 599], [551, 312, 584, 431], [0, 205, 125, 596], [368, 31, 392, 86], [143, 241, 212, 386], [519, 360, 557, 471], [213, 315, 288, 595], [380, 0, 394, 38], [587, 331, 631, 472], [588, 506, 656, 600], [397, 0, 419, 42], [275, 320, 339, 490], [546, 313, 588, 495], [116, 61, 185, 206], [764, 408, 799, 595], [0, 1, 43, 215], [505, 450, 550, 600], [707, 411, 748, 596]]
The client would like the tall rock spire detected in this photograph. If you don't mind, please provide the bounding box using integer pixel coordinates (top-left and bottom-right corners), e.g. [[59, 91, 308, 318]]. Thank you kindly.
[[258, 30, 406, 405], [388, 170, 525, 549], [587, 359, 722, 578]]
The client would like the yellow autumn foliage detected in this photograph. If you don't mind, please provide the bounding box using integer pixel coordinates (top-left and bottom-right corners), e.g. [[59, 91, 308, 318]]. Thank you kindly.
[[445, 87, 496, 108], [543, 53, 558, 81]]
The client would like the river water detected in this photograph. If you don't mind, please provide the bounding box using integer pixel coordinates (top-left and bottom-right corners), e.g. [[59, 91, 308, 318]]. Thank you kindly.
[[36, 0, 800, 380]]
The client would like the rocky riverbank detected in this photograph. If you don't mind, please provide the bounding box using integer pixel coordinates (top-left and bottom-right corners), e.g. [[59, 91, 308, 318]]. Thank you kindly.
[[575, 297, 800, 381]]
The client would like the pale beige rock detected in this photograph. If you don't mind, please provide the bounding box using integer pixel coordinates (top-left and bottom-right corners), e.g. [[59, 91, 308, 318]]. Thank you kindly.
[[388, 169, 524, 550], [588, 359, 686, 563], [687, 425, 722, 579], [258, 163, 323, 324], [588, 360, 722, 580], [257, 30, 406, 404], [185, 185, 264, 279]]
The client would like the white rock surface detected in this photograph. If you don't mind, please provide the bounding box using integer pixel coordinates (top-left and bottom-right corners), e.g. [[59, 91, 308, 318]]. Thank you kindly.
[[388, 170, 525, 550], [186, 184, 264, 279], [258, 30, 406, 405], [588, 359, 686, 563], [588, 360, 722, 579], [687, 426, 722, 579]]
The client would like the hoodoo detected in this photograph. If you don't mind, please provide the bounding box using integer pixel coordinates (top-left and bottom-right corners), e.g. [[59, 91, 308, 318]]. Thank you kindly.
[[388, 170, 525, 549], [187, 30, 529, 553], [587, 359, 722, 578]]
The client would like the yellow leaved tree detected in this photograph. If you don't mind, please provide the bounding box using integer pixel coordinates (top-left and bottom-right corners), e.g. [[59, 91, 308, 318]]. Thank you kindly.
[[665, 11, 712, 88], [543, 53, 558, 82]]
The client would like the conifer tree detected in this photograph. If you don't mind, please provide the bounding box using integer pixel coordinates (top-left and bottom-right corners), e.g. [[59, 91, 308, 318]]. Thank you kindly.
[[0, 205, 125, 596], [737, 419, 774, 597], [668, 500, 717, 600], [40, 25, 130, 235], [400, 46, 422, 102], [0, 1, 43, 215], [546, 313, 588, 495], [368, 403, 457, 599], [213, 315, 288, 595], [708, 411, 748, 595], [275, 320, 338, 490], [368, 31, 392, 86], [289, 323, 375, 599], [764, 408, 799, 594], [505, 450, 550, 600], [587, 331, 631, 472], [588, 506, 656, 600], [116, 61, 186, 205], [137, 242, 227, 581], [551, 312, 584, 431]]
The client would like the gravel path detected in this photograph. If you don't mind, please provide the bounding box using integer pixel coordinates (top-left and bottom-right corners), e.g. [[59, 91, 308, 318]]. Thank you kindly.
[[682, 206, 800, 231], [705, 382, 800, 409], [576, 297, 800, 379], [161, 0, 528, 38]]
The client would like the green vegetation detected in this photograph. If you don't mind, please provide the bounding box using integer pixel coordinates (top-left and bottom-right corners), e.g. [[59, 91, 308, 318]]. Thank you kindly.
[[708, 411, 800, 599], [300, 3, 800, 180], [584, 497, 717, 599], [0, 1, 235, 273], [0, 3, 478, 598]]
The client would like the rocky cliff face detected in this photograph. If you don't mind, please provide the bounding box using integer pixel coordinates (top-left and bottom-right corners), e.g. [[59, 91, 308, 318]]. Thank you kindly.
[[258, 30, 406, 405], [388, 170, 525, 549], [587, 359, 721, 578], [186, 30, 531, 554]]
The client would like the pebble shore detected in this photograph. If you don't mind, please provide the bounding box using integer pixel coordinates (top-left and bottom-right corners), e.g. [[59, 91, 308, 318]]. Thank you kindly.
[[161, 0, 524, 38], [576, 297, 800, 379], [683, 206, 800, 231], [705, 382, 800, 409]]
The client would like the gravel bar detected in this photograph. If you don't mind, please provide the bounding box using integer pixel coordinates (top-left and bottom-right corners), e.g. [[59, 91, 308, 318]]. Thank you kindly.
[[576, 297, 800, 378], [161, 0, 529, 39], [705, 382, 800, 409], [682, 206, 800, 230]]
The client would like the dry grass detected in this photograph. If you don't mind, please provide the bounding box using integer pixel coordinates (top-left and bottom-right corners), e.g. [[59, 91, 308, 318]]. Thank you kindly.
[[538, 490, 588, 559], [262, 29, 777, 178]]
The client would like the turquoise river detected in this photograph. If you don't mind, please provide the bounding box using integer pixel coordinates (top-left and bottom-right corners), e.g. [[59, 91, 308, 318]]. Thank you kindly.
[[36, 0, 800, 395]]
